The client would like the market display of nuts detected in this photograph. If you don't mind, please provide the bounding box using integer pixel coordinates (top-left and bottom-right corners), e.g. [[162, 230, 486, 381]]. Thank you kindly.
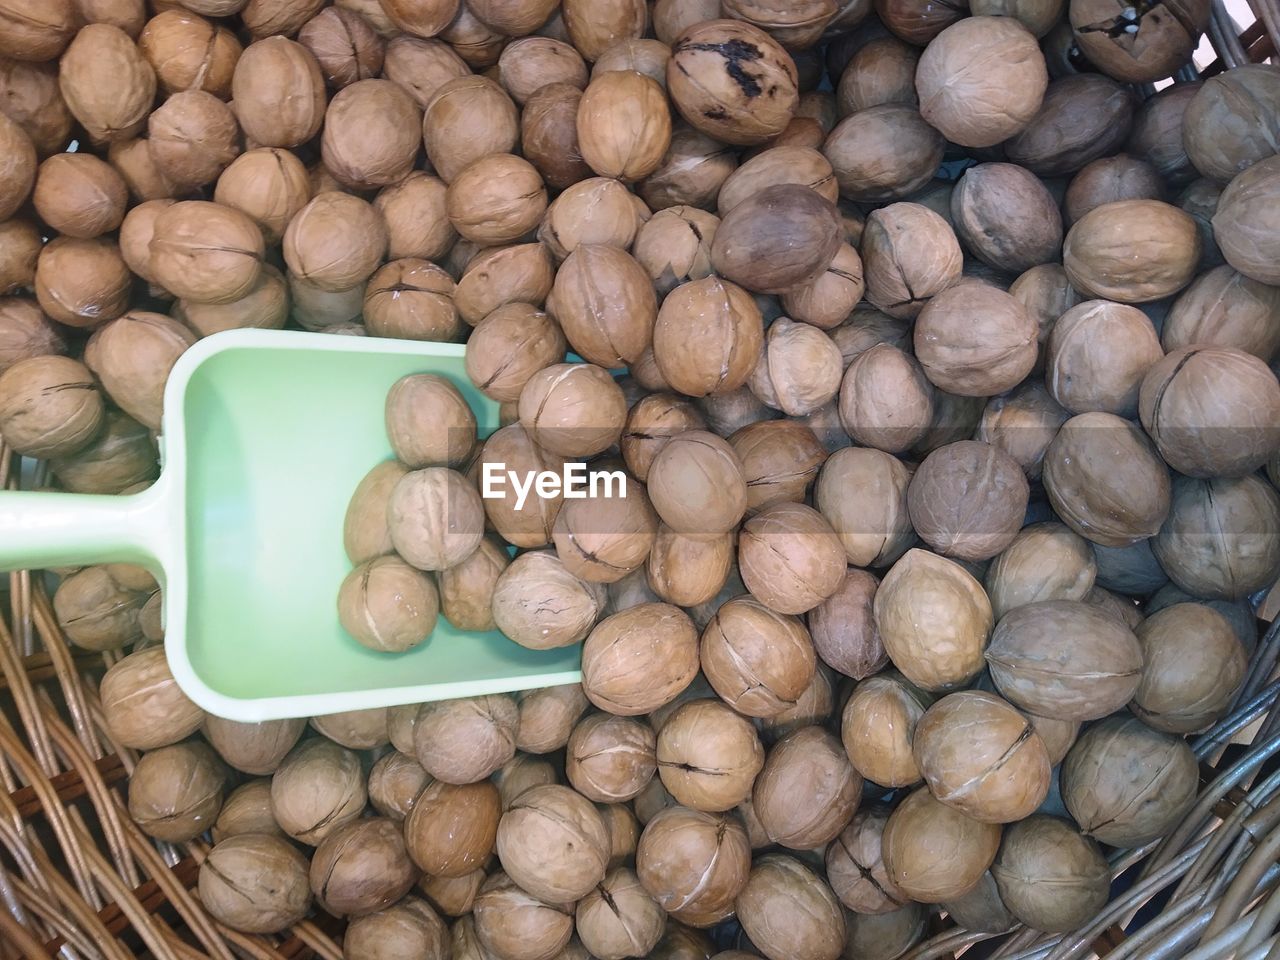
[[6, 6, 1280, 955]]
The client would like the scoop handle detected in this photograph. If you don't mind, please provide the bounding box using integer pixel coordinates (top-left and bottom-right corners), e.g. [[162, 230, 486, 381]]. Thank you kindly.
[[0, 483, 172, 574]]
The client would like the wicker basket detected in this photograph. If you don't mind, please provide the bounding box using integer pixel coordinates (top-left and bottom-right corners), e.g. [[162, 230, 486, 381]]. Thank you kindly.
[[3, 9, 1280, 959]]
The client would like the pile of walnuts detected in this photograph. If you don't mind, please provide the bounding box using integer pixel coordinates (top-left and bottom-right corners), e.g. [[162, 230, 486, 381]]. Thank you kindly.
[[2, 1, 1280, 959]]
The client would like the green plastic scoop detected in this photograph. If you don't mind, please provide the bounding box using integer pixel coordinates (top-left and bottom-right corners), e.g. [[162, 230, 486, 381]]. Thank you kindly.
[[0, 330, 583, 721]]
